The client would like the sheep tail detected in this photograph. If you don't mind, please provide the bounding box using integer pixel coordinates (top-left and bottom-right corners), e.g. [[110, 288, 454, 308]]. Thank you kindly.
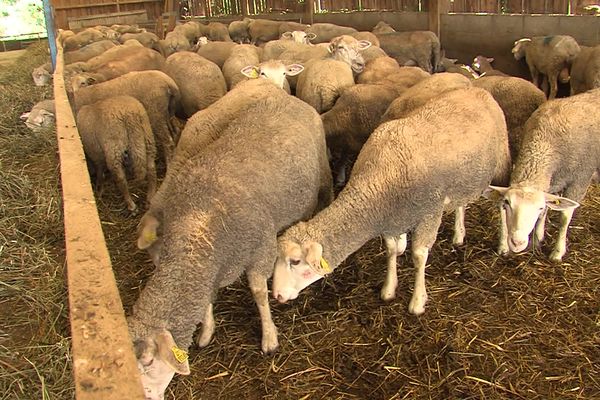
[[124, 116, 149, 181]]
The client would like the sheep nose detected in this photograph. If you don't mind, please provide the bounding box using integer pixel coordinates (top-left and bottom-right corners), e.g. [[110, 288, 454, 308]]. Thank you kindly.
[[276, 294, 286, 303]]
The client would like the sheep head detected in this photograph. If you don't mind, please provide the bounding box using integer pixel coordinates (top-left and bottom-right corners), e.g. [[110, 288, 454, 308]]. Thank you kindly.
[[328, 35, 371, 73], [240, 60, 304, 89], [512, 38, 531, 60]]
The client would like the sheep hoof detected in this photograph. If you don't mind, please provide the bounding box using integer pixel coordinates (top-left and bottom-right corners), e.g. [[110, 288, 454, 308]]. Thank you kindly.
[[497, 246, 509, 256], [197, 330, 214, 348], [380, 287, 396, 302], [549, 250, 565, 263], [408, 293, 427, 316], [261, 329, 279, 355]]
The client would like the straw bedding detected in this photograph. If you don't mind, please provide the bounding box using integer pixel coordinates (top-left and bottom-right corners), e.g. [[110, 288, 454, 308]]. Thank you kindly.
[[1, 42, 598, 400]]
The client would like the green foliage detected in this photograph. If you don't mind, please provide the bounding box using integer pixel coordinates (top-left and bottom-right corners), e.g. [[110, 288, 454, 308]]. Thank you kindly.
[[0, 0, 45, 39]]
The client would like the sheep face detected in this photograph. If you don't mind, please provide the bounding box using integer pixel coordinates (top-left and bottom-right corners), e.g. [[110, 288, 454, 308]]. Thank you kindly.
[[71, 74, 96, 92], [32, 66, 51, 86], [328, 35, 371, 73], [272, 240, 328, 303], [133, 330, 190, 400], [281, 30, 316, 44], [20, 109, 55, 130], [487, 185, 579, 253], [512, 38, 530, 60], [240, 61, 304, 89]]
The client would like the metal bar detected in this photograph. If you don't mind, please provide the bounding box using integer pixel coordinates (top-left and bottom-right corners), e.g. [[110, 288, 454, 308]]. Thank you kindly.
[[42, 0, 57, 72], [53, 36, 146, 400]]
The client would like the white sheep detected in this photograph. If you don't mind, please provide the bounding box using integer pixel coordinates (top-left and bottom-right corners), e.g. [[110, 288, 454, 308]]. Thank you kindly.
[[20, 100, 55, 131], [76, 95, 157, 214], [240, 59, 304, 91], [222, 44, 262, 90], [281, 30, 316, 44], [130, 82, 333, 398], [569, 45, 600, 95], [272, 87, 511, 314], [485, 88, 600, 262]]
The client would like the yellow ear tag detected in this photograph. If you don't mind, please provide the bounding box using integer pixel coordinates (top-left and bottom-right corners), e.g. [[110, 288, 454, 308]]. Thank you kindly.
[[144, 230, 157, 243], [250, 68, 259, 79], [171, 346, 188, 363], [319, 257, 332, 274]]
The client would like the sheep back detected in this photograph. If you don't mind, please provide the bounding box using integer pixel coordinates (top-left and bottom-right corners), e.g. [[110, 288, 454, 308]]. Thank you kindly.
[[296, 58, 355, 113], [222, 44, 262, 90], [196, 41, 237, 68], [569, 45, 600, 95]]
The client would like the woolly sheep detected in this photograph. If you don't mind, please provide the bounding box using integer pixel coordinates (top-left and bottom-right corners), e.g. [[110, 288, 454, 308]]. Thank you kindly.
[[73, 70, 180, 166], [374, 66, 431, 93], [130, 84, 333, 398], [280, 30, 316, 44], [32, 62, 53, 86], [381, 73, 472, 123], [240, 60, 304, 92], [222, 44, 262, 90], [485, 88, 600, 262], [262, 39, 309, 61], [20, 100, 55, 131], [272, 86, 510, 314], [305, 23, 358, 44], [63, 28, 106, 51], [472, 75, 546, 160], [196, 41, 237, 68], [569, 45, 600, 95], [63, 40, 119, 65], [111, 24, 145, 34], [247, 19, 284, 45], [439, 57, 481, 79], [157, 30, 191, 58], [198, 21, 232, 42], [371, 21, 396, 34], [376, 30, 441, 73], [164, 52, 227, 118], [228, 18, 252, 43], [356, 56, 399, 84], [118, 31, 160, 49], [76, 95, 157, 214], [296, 35, 371, 113], [472, 55, 508, 77], [350, 31, 380, 47], [512, 35, 580, 99]]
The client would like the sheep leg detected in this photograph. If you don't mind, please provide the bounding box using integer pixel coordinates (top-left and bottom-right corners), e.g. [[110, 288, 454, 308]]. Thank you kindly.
[[380, 233, 407, 301], [408, 214, 442, 316], [197, 303, 215, 347], [547, 72, 559, 100], [247, 271, 278, 354], [549, 207, 575, 262], [497, 205, 509, 255], [145, 156, 158, 203], [453, 206, 466, 245], [533, 207, 548, 247], [111, 165, 137, 214]]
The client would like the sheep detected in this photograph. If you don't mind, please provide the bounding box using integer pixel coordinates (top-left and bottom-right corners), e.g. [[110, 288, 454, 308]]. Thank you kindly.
[[240, 60, 304, 92], [63, 28, 106, 51], [222, 44, 262, 90], [271, 86, 510, 314], [356, 56, 399, 84], [278, 21, 310, 35], [485, 88, 600, 262], [472, 75, 546, 160], [305, 23, 358, 44], [360, 45, 388, 63], [76, 95, 157, 214], [157, 30, 191, 58], [248, 18, 284, 45], [130, 83, 333, 398], [73, 70, 180, 166], [372, 21, 396, 34], [92, 25, 120, 40], [228, 18, 252, 43], [439, 57, 481, 79], [63, 39, 119, 65], [280, 30, 316, 44], [20, 100, 55, 131], [32, 62, 53, 86], [569, 45, 600, 95], [350, 31, 380, 47], [321, 84, 400, 186], [172, 21, 203, 43], [376, 30, 442, 73], [118, 31, 160, 49], [110, 24, 145, 34], [262, 39, 310, 61], [198, 21, 232, 42], [472, 55, 508, 77], [373, 67, 431, 94], [296, 35, 371, 113], [71, 46, 166, 89], [381, 72, 472, 123], [511, 35, 581, 99], [163, 52, 227, 118], [196, 41, 237, 68]]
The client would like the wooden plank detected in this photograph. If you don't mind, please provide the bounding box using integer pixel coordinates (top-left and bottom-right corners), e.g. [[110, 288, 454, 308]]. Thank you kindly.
[[428, 0, 448, 39], [55, 0, 161, 11], [304, 0, 314, 24], [53, 36, 145, 400]]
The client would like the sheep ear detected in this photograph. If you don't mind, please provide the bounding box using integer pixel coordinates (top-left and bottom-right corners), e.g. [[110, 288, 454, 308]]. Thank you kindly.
[[20, 112, 30, 121], [154, 330, 191, 375], [358, 40, 371, 50], [241, 65, 260, 79], [448, 58, 458, 64], [403, 60, 417, 66], [137, 214, 160, 249], [285, 63, 304, 76], [482, 185, 508, 201], [303, 241, 324, 272], [327, 43, 335, 54], [487, 57, 494, 63], [544, 193, 580, 211], [281, 31, 292, 39], [306, 32, 317, 40]]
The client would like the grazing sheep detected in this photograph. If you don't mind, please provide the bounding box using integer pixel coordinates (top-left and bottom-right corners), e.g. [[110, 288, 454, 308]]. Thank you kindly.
[[472, 75, 546, 159], [306, 23, 358, 43], [569, 45, 600, 95], [76, 95, 157, 214], [228, 18, 252, 43], [163, 52, 227, 118], [485, 88, 600, 262], [222, 44, 262, 90], [73, 70, 180, 166], [322, 84, 399, 185], [63, 40, 119, 65], [118, 31, 160, 49], [381, 73, 472, 123], [32, 62, 53, 86], [272, 86, 510, 314], [63, 28, 106, 51], [20, 100, 55, 131], [376, 30, 442, 73], [296, 35, 371, 113], [372, 21, 396, 34], [130, 84, 333, 398], [512, 35, 581, 99], [196, 41, 237, 68], [472, 55, 508, 77]]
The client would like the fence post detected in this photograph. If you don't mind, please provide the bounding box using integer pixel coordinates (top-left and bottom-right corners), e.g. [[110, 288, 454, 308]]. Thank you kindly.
[[429, 0, 448, 41], [304, 0, 315, 24]]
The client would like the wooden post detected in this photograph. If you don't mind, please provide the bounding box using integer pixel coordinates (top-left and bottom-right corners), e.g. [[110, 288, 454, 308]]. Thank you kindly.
[[304, 0, 314, 24], [428, 0, 448, 40], [241, 0, 248, 18], [167, 0, 178, 32]]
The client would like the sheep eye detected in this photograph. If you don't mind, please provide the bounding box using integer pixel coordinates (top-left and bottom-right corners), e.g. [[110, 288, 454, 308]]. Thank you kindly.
[[289, 259, 300, 267], [502, 199, 510, 208]]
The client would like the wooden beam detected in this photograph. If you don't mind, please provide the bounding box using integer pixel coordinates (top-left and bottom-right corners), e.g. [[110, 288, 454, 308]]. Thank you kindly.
[[428, 0, 448, 40], [54, 0, 160, 11], [241, 0, 248, 18], [304, 0, 314, 24], [53, 36, 146, 400]]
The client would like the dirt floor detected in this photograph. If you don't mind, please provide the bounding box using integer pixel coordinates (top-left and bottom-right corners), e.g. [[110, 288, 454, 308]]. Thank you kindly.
[[1, 42, 599, 400]]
